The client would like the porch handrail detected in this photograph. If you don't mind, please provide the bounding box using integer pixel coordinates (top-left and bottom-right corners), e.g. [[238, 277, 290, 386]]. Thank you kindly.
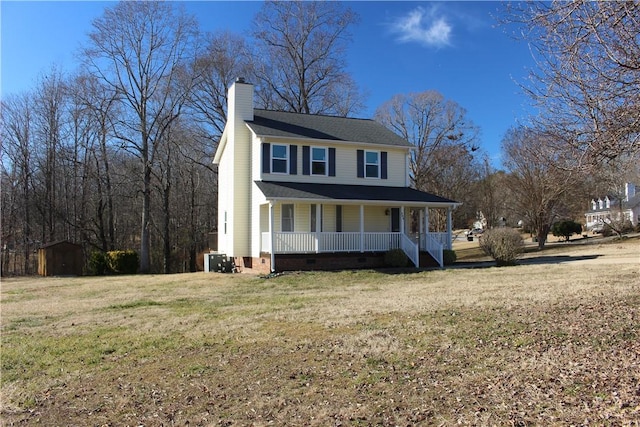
[[265, 231, 404, 254], [400, 233, 420, 268], [424, 233, 443, 268]]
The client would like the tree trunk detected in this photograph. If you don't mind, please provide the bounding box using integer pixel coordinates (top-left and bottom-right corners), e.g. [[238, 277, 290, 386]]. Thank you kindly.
[[139, 164, 152, 274]]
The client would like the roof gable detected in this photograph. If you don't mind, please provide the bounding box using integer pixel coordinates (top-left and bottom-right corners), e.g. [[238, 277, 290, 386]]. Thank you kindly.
[[246, 109, 412, 148]]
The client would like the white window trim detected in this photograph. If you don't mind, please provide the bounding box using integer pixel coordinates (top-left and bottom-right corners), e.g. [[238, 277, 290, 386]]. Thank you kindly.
[[281, 203, 294, 232], [364, 150, 380, 179], [271, 144, 289, 175], [310, 146, 328, 176]]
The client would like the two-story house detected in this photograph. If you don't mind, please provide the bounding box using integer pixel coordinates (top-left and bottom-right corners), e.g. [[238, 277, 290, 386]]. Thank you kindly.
[[212, 78, 459, 273], [585, 183, 640, 232]]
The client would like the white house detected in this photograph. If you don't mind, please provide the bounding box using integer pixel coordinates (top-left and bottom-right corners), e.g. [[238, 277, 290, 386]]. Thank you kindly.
[[212, 78, 459, 273], [585, 183, 640, 232]]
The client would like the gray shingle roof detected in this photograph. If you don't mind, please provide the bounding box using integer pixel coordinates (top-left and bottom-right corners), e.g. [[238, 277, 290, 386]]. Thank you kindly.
[[246, 109, 412, 147], [255, 181, 458, 205]]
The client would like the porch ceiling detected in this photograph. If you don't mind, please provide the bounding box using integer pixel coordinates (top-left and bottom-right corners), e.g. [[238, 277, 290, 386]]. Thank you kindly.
[[255, 181, 459, 206]]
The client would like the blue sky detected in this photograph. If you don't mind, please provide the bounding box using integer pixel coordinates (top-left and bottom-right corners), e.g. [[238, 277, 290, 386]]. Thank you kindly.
[[1, 1, 536, 166]]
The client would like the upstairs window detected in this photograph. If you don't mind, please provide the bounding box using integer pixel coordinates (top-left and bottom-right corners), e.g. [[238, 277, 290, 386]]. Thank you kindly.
[[311, 147, 327, 176], [272, 144, 288, 174], [365, 151, 379, 178], [357, 150, 387, 179]]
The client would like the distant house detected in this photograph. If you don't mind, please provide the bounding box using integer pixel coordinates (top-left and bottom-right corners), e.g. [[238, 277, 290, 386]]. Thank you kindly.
[[38, 241, 84, 276], [212, 78, 459, 273], [585, 183, 640, 231]]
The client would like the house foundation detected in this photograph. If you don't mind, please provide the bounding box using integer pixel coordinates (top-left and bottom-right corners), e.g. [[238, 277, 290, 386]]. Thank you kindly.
[[234, 251, 440, 274]]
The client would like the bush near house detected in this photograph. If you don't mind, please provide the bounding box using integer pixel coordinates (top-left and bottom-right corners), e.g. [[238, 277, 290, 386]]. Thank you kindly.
[[443, 249, 457, 265], [551, 220, 582, 241], [479, 228, 524, 266], [88, 250, 139, 275], [384, 249, 409, 268]]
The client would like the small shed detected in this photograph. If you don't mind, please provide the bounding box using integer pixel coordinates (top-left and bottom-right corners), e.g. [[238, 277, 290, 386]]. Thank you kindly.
[[38, 241, 84, 276]]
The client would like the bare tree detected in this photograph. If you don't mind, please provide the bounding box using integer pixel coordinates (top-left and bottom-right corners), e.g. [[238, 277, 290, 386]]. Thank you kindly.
[[1, 93, 35, 274], [475, 159, 512, 229], [32, 69, 67, 243], [502, 126, 576, 249], [375, 91, 481, 227], [252, 0, 364, 116], [505, 1, 640, 166], [82, 2, 198, 273], [189, 31, 253, 139]]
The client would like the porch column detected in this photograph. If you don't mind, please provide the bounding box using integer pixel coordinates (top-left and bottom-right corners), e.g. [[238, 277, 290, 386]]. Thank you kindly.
[[269, 202, 275, 272], [400, 206, 405, 234], [446, 207, 453, 250], [315, 203, 321, 253], [359, 205, 364, 252], [424, 207, 429, 249]]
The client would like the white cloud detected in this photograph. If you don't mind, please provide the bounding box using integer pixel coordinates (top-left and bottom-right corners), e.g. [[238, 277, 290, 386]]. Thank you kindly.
[[390, 7, 452, 48]]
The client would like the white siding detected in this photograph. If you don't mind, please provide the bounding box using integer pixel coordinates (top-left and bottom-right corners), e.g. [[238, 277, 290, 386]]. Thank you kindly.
[[324, 205, 336, 232], [342, 205, 360, 232], [217, 140, 234, 256], [363, 206, 389, 232], [217, 81, 255, 258], [259, 139, 409, 187]]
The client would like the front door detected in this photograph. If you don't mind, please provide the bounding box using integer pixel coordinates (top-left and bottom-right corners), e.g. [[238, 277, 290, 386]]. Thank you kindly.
[[391, 208, 400, 232]]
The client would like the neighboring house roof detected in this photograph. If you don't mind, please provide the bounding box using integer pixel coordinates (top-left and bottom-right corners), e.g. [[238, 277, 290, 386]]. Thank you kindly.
[[586, 194, 640, 213], [255, 181, 458, 206], [247, 109, 412, 148]]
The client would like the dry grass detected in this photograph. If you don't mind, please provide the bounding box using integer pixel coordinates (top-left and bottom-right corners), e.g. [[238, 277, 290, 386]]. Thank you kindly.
[[1, 239, 639, 426]]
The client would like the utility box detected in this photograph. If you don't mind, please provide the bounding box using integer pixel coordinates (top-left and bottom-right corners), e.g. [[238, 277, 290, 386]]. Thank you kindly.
[[204, 253, 235, 273]]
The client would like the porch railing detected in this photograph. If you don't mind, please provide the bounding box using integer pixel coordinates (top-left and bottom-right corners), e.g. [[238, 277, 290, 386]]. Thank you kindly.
[[400, 233, 420, 268], [262, 231, 407, 254], [262, 231, 435, 268], [423, 233, 444, 268]]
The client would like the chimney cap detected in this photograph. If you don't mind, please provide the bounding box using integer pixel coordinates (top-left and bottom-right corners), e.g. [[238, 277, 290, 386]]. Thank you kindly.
[[236, 77, 246, 83]]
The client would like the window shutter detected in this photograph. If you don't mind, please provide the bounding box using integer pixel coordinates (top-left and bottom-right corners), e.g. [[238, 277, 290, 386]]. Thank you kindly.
[[302, 146, 310, 175], [262, 143, 271, 174], [381, 151, 388, 179], [357, 150, 364, 178], [290, 145, 297, 175], [329, 148, 336, 177]]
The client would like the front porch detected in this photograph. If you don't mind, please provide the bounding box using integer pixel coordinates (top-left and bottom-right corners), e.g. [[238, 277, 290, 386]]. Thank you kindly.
[[253, 181, 459, 272], [259, 202, 452, 270], [261, 230, 448, 269]]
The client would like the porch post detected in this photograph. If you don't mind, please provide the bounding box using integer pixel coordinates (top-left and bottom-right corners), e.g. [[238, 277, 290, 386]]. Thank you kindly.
[[269, 202, 275, 272], [424, 207, 429, 250], [360, 205, 364, 252], [400, 206, 405, 234], [446, 207, 453, 250], [315, 203, 321, 253]]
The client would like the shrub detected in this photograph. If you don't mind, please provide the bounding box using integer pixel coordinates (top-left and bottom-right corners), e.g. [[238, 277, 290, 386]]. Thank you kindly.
[[107, 250, 139, 274], [88, 251, 109, 276], [443, 249, 457, 265], [384, 249, 408, 268], [551, 220, 582, 242], [479, 228, 524, 266]]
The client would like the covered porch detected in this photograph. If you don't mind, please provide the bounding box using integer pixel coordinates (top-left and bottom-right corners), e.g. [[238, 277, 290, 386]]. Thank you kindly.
[[255, 181, 458, 271]]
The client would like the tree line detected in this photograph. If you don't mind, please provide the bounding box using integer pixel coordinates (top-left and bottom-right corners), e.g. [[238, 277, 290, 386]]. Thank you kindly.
[[1, 1, 638, 275]]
